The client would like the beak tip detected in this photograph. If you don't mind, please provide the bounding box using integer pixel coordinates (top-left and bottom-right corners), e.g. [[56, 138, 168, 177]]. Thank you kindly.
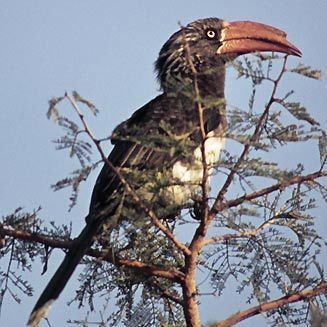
[[289, 46, 302, 58], [296, 49, 303, 57], [221, 20, 302, 58]]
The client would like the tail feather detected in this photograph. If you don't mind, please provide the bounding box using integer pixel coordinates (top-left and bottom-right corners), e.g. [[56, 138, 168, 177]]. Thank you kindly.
[[27, 219, 102, 327]]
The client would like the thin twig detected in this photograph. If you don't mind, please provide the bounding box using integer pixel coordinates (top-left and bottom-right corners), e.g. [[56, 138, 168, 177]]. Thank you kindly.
[[203, 230, 258, 246], [223, 170, 327, 211], [151, 280, 183, 305], [0, 241, 15, 316]]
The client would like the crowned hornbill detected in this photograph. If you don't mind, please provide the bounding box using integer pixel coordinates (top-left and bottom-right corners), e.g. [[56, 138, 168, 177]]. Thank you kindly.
[[28, 18, 301, 326]]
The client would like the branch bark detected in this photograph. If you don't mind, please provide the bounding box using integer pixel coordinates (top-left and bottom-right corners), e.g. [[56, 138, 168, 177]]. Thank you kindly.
[[0, 226, 184, 282], [212, 282, 327, 327]]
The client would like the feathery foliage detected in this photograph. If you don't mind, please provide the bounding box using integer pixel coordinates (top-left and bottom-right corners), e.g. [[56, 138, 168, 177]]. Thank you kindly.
[[1, 55, 326, 327]]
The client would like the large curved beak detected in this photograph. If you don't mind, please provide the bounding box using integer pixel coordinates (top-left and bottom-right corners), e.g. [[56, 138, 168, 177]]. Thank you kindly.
[[218, 21, 302, 57]]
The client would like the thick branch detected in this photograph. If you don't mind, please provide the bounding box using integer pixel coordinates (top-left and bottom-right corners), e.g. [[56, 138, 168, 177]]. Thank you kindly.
[[212, 282, 327, 327], [0, 226, 184, 282]]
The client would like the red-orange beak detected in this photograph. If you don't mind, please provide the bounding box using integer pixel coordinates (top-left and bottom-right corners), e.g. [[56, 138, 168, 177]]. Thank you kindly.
[[217, 21, 302, 57]]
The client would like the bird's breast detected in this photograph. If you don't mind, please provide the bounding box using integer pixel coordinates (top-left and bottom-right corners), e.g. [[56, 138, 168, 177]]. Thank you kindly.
[[168, 135, 225, 204]]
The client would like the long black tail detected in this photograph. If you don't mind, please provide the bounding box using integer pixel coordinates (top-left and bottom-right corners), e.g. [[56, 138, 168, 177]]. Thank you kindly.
[[27, 218, 103, 327]]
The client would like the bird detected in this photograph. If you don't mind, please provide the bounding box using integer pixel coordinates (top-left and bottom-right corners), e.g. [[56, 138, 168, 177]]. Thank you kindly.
[[28, 17, 301, 326]]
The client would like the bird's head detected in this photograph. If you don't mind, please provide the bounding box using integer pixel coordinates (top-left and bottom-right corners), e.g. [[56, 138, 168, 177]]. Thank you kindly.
[[156, 18, 301, 91]]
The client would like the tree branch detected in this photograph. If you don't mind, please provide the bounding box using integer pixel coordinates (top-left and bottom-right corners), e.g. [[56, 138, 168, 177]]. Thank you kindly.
[[212, 282, 327, 327], [204, 210, 312, 246], [0, 226, 184, 282], [221, 170, 327, 212], [203, 230, 258, 246], [151, 280, 183, 305]]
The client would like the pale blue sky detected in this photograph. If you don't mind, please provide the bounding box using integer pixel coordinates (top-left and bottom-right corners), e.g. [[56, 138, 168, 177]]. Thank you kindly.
[[1, 1, 326, 326]]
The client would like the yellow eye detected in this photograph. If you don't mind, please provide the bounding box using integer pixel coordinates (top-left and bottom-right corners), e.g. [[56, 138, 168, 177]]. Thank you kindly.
[[206, 29, 216, 39]]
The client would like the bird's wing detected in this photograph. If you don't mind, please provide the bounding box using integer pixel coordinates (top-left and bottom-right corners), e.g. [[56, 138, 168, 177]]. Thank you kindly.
[[90, 93, 226, 213], [89, 94, 175, 213]]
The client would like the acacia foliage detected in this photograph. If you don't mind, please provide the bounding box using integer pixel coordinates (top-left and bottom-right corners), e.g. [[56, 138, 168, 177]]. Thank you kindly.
[[1, 55, 326, 326]]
